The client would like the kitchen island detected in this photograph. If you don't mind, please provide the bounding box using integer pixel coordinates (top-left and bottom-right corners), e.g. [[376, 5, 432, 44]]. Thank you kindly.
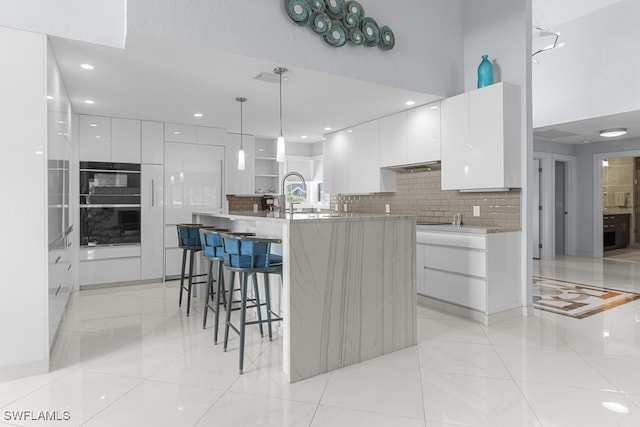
[[193, 211, 417, 383]]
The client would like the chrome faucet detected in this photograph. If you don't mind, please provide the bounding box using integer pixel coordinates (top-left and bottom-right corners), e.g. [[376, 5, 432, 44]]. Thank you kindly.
[[280, 172, 307, 214]]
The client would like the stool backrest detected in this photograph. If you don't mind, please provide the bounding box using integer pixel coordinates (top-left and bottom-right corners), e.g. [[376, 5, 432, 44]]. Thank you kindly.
[[176, 224, 215, 248], [199, 228, 229, 258], [221, 234, 281, 268]]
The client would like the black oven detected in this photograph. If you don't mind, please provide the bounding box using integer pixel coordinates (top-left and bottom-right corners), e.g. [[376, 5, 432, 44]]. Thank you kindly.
[[80, 162, 141, 246]]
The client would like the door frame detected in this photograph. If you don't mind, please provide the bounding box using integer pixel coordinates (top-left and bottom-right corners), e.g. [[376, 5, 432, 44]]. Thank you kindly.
[[534, 151, 577, 259], [593, 149, 640, 258]]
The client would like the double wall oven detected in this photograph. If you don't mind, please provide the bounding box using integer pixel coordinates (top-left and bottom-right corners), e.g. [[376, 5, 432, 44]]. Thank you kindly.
[[80, 162, 141, 246]]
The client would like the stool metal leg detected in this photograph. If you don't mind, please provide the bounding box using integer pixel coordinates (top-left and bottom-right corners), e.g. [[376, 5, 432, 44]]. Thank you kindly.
[[213, 262, 224, 345], [263, 273, 273, 341], [223, 271, 236, 352], [239, 272, 249, 374], [252, 273, 264, 337], [202, 259, 214, 329], [186, 250, 195, 316], [217, 261, 227, 309], [178, 249, 187, 307]]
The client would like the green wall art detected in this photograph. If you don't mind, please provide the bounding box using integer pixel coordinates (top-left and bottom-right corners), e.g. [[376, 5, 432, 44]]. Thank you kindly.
[[285, 0, 395, 50]]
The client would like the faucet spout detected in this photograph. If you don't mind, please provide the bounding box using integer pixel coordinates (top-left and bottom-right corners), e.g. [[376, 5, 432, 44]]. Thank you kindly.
[[280, 172, 307, 214]]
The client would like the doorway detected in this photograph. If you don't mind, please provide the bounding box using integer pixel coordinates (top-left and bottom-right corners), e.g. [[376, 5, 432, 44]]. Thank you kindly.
[[555, 161, 567, 255]]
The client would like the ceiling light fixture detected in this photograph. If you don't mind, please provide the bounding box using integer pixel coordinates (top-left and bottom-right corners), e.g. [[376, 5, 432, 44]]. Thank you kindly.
[[430, 105, 439, 110], [600, 128, 627, 138], [236, 97, 247, 171], [274, 67, 288, 162], [324, 127, 332, 131], [193, 113, 203, 118], [347, 129, 353, 133], [84, 99, 94, 104], [80, 63, 94, 70], [46, 95, 54, 100], [301, 135, 307, 139], [602, 159, 609, 167], [90, 123, 97, 127], [405, 101, 415, 106]]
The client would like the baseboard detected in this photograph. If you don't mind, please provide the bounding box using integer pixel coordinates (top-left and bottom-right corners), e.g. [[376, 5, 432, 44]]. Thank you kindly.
[[0, 359, 49, 382], [79, 278, 163, 291], [417, 294, 525, 325]]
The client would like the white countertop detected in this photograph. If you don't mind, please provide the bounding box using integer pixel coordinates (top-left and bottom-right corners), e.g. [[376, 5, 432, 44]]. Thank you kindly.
[[416, 223, 521, 234], [194, 211, 416, 224]]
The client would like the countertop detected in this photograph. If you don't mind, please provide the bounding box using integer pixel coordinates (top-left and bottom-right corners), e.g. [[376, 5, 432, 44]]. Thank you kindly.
[[416, 223, 521, 234], [193, 211, 416, 224]]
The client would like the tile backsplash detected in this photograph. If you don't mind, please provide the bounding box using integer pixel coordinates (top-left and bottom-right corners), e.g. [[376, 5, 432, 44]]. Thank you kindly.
[[331, 170, 521, 227]]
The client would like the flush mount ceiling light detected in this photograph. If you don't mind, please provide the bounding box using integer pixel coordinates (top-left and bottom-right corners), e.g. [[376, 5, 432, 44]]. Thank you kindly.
[[236, 97, 247, 171], [80, 63, 94, 70], [600, 128, 628, 138], [84, 99, 94, 104], [405, 101, 415, 106], [532, 26, 565, 63], [193, 113, 203, 118], [274, 67, 288, 162], [324, 127, 331, 131]]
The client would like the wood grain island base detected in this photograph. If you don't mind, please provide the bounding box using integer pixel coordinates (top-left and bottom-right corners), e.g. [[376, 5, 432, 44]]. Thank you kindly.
[[193, 211, 417, 383]]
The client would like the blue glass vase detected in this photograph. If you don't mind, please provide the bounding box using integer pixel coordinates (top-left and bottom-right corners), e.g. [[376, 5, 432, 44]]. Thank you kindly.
[[477, 55, 494, 88]]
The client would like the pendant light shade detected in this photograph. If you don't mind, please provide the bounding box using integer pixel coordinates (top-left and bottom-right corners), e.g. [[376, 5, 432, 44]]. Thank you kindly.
[[274, 67, 288, 162], [236, 97, 247, 171]]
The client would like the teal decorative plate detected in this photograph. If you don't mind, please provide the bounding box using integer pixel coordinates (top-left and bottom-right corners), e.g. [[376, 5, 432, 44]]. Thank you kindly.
[[310, 0, 325, 12], [379, 25, 395, 50], [344, 1, 364, 21], [324, 0, 346, 19], [323, 20, 347, 47], [361, 17, 380, 47], [312, 13, 331, 35], [343, 12, 359, 28], [286, 0, 313, 26], [348, 28, 364, 45]]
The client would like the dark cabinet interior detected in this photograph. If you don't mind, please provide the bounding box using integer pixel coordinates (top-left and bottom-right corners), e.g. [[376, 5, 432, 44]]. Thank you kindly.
[[603, 214, 630, 251]]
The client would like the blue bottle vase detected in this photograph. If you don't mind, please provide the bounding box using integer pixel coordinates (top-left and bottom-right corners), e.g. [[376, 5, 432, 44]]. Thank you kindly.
[[477, 55, 494, 88]]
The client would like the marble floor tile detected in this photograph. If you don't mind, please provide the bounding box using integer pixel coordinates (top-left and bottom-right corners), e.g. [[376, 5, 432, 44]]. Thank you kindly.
[[495, 345, 615, 389], [49, 331, 136, 370], [421, 372, 541, 427], [482, 315, 573, 352], [311, 405, 426, 427], [321, 364, 424, 420], [82, 380, 223, 427], [0, 368, 76, 408], [195, 391, 316, 427], [582, 353, 640, 394], [418, 340, 510, 379], [1, 370, 142, 426], [417, 317, 490, 345], [360, 346, 421, 371], [518, 381, 640, 427]]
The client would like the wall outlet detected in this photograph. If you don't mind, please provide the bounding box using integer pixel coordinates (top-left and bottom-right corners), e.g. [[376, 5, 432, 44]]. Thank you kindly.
[[385, 204, 390, 214], [473, 205, 480, 217], [343, 204, 348, 212]]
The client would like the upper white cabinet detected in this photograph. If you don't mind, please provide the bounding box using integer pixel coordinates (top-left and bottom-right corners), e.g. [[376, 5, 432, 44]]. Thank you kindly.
[[164, 123, 197, 143], [379, 102, 441, 168], [324, 121, 395, 194], [441, 82, 521, 191], [111, 118, 141, 163], [78, 115, 111, 161], [78, 115, 141, 162], [141, 120, 164, 164], [225, 132, 255, 195]]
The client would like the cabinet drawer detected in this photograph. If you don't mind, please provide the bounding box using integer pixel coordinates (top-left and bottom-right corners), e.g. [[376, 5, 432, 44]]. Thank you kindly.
[[420, 231, 486, 249], [424, 269, 487, 311], [79, 257, 141, 285], [425, 245, 487, 277]]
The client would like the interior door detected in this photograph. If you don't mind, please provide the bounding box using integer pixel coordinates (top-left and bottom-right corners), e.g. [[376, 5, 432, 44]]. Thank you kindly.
[[533, 159, 541, 259], [555, 161, 566, 255]]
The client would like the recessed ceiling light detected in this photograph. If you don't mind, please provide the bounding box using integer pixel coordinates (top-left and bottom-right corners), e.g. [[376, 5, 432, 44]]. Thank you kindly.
[[90, 123, 97, 127], [430, 105, 440, 110], [193, 113, 203, 118], [405, 101, 415, 106], [301, 135, 307, 139], [95, 135, 101, 139], [57, 121, 65, 124], [322, 137, 327, 141], [173, 131, 181, 135], [347, 130, 353, 133], [600, 128, 627, 138], [46, 95, 54, 100], [324, 127, 332, 131], [80, 63, 94, 70], [84, 99, 95, 105], [602, 402, 629, 414]]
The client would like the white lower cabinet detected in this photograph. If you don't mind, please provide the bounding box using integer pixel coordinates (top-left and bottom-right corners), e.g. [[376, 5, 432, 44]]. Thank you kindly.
[[141, 164, 164, 280], [79, 246, 141, 285], [417, 228, 521, 317]]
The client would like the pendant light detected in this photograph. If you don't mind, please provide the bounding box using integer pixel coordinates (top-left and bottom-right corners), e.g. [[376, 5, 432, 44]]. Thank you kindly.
[[274, 67, 288, 162], [236, 97, 247, 170]]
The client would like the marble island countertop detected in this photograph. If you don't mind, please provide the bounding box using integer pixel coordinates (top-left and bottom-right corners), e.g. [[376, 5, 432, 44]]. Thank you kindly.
[[194, 210, 416, 224], [416, 223, 521, 234]]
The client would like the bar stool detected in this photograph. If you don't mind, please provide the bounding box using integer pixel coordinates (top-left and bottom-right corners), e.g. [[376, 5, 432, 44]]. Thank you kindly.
[[221, 234, 283, 374], [176, 224, 214, 316]]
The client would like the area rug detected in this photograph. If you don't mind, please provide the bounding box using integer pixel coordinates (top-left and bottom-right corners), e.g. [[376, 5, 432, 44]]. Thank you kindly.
[[533, 276, 640, 319]]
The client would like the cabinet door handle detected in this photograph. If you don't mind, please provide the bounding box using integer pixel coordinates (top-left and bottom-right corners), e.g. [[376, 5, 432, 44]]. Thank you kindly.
[[151, 179, 155, 207]]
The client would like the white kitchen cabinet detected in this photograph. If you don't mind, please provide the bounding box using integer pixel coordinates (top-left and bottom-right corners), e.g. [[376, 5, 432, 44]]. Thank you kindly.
[[111, 118, 141, 163], [407, 103, 440, 163], [79, 245, 141, 285], [141, 164, 164, 280], [416, 243, 427, 296], [142, 120, 164, 164], [164, 123, 197, 143], [417, 227, 521, 321], [323, 131, 348, 194], [197, 126, 225, 145], [441, 82, 521, 191], [379, 112, 407, 168], [78, 115, 111, 161]]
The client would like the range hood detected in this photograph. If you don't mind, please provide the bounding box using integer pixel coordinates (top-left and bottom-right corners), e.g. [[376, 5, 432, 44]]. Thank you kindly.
[[387, 161, 441, 173]]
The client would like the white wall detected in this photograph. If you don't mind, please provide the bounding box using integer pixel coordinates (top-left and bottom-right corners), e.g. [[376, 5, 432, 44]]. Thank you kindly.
[[534, 140, 577, 156], [0, 0, 127, 48], [0, 27, 49, 380], [127, 0, 465, 96], [533, 0, 640, 128]]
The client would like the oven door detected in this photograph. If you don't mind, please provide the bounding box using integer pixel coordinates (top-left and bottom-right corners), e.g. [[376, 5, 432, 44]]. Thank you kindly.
[[80, 205, 141, 246]]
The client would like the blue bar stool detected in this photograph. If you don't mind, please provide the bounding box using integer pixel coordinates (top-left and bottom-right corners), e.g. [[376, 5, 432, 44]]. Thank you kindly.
[[176, 224, 214, 316], [199, 228, 228, 334], [221, 234, 283, 374]]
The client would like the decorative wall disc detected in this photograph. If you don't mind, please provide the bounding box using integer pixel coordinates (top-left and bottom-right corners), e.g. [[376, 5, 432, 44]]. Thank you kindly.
[[286, 0, 313, 26], [324, 0, 346, 20], [312, 13, 331, 35], [344, 1, 364, 22], [348, 28, 364, 45], [379, 25, 395, 50], [323, 20, 347, 47], [361, 17, 380, 47]]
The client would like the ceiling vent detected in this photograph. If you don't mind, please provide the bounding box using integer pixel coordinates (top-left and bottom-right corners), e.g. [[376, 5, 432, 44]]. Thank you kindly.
[[533, 129, 579, 139], [254, 72, 289, 84]]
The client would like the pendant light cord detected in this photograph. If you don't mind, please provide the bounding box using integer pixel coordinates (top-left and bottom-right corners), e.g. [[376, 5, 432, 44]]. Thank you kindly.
[[240, 100, 243, 150], [279, 70, 283, 137]]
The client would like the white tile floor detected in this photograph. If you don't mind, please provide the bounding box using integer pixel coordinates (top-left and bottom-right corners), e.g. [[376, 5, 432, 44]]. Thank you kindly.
[[2, 255, 640, 426]]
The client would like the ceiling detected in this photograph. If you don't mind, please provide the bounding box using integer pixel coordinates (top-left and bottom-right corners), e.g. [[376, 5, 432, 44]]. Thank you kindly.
[[533, 110, 640, 144], [533, 0, 624, 28], [50, 33, 440, 144]]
